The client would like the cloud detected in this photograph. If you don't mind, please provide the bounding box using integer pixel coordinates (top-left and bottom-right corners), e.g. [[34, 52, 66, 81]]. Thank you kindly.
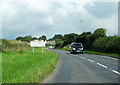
[[1, 1, 118, 39], [84, 2, 118, 18]]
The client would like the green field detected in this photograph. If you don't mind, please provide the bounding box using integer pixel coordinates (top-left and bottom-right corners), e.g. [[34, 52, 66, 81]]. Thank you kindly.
[[2, 47, 58, 83]]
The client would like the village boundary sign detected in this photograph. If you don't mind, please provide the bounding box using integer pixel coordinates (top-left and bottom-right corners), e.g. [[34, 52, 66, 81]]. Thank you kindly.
[[30, 40, 47, 53], [30, 40, 47, 47]]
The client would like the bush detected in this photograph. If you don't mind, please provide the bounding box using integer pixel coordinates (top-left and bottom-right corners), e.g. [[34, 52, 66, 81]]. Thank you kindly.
[[92, 36, 120, 54], [92, 37, 109, 52], [106, 37, 120, 54], [0, 39, 30, 52], [55, 38, 64, 48]]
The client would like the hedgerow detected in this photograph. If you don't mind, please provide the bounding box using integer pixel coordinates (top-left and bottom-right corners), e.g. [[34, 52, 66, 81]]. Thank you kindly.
[[0, 39, 30, 52]]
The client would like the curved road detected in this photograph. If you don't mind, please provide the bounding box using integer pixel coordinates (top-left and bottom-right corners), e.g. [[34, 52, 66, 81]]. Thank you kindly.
[[43, 49, 119, 83]]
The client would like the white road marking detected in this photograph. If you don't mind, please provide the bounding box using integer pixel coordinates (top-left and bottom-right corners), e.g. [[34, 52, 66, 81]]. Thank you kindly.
[[81, 57, 86, 59], [109, 68, 112, 70], [87, 59, 94, 62], [112, 70, 120, 75], [58, 50, 120, 75], [96, 63, 107, 68], [70, 54, 78, 56]]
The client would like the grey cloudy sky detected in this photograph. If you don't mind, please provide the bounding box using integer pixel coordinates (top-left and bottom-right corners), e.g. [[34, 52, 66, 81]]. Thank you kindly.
[[0, 0, 118, 39]]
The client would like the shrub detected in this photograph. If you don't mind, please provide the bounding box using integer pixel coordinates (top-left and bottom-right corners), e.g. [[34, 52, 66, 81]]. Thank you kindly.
[[92, 36, 120, 54], [105, 37, 120, 54], [0, 39, 30, 52]]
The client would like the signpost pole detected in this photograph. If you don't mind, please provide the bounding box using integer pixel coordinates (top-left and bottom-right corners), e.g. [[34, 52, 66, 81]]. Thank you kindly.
[[32, 47, 34, 54], [42, 47, 44, 53]]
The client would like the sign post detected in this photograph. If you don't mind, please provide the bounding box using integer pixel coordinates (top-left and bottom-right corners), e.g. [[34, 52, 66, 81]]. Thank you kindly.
[[32, 47, 34, 54], [30, 40, 46, 54], [42, 47, 43, 53]]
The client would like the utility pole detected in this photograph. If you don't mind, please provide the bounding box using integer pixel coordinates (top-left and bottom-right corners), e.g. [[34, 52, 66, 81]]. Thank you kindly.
[[81, 20, 83, 32]]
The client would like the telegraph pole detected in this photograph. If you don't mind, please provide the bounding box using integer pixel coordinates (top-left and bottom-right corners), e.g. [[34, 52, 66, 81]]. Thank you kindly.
[[81, 20, 83, 32]]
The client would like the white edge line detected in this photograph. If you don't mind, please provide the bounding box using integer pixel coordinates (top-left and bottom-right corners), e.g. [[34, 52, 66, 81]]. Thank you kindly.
[[112, 70, 120, 75], [96, 63, 107, 68]]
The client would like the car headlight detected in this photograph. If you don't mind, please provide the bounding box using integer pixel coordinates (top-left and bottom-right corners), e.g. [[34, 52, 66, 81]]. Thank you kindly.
[[81, 48, 83, 50], [73, 48, 76, 50]]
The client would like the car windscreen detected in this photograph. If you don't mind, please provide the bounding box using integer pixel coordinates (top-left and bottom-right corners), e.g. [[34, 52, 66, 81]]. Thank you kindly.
[[73, 44, 82, 47]]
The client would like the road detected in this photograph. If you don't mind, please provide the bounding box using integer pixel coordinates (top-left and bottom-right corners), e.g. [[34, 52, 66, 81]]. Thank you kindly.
[[43, 49, 120, 83]]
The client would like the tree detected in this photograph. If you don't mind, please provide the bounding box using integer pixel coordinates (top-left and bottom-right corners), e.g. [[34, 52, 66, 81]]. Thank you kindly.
[[90, 28, 106, 42], [55, 38, 64, 48], [16, 36, 23, 41], [76, 32, 91, 50], [92, 36, 120, 54], [31, 37, 37, 41], [76, 32, 91, 43], [53, 34, 63, 39], [38, 35, 46, 41], [16, 36, 37, 42], [24, 36, 32, 42], [48, 34, 63, 40], [62, 33, 78, 47]]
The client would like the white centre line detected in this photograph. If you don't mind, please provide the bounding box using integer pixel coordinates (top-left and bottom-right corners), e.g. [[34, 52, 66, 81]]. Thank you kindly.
[[112, 70, 120, 75], [70, 54, 77, 57], [67, 52, 120, 75], [109, 68, 112, 70], [87, 59, 94, 62], [96, 63, 107, 68], [70, 54, 74, 56], [81, 57, 86, 59]]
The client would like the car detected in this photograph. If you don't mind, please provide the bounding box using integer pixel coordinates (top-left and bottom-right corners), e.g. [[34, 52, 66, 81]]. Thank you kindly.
[[70, 43, 84, 54], [49, 46, 53, 49]]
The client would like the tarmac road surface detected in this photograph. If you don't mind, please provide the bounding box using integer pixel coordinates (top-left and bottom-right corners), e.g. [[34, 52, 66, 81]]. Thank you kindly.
[[43, 49, 119, 83]]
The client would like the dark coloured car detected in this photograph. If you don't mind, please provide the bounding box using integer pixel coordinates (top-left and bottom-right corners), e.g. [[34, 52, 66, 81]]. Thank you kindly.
[[70, 43, 84, 54]]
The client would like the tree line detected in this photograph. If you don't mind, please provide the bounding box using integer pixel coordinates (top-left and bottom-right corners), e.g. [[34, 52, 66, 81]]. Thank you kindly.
[[15, 28, 120, 54], [16, 35, 46, 42], [48, 28, 120, 54]]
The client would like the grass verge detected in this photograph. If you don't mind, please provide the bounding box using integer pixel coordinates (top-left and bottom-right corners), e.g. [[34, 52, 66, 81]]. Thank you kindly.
[[56, 48, 120, 59], [0, 53, 2, 84], [85, 51, 120, 59], [2, 47, 59, 83]]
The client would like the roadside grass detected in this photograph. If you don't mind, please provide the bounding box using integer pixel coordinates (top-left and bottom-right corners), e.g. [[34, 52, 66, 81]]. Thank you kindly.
[[85, 51, 120, 59], [56, 48, 120, 59], [2, 47, 59, 83], [0, 53, 2, 84]]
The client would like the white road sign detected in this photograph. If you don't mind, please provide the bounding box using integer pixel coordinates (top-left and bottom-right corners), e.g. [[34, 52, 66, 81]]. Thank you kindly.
[[30, 40, 47, 47]]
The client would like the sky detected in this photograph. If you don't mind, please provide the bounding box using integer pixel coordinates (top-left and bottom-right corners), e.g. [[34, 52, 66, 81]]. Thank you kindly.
[[0, 0, 119, 39]]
